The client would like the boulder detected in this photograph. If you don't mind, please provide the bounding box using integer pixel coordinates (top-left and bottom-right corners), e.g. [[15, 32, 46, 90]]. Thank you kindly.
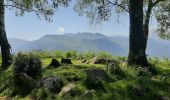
[[84, 89, 95, 97], [48, 59, 60, 68], [94, 58, 108, 64], [39, 76, 64, 93], [61, 58, 72, 64], [84, 60, 90, 64], [90, 57, 98, 64], [14, 73, 36, 89], [85, 68, 108, 82], [59, 83, 76, 96], [91, 57, 116, 65], [106, 60, 117, 72], [132, 85, 148, 96]]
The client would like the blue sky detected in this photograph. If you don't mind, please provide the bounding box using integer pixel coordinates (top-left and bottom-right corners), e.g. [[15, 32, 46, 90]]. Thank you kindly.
[[5, 5, 130, 40]]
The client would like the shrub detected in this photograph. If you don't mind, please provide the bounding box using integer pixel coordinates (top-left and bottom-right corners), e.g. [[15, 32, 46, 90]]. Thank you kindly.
[[83, 51, 96, 59], [13, 52, 42, 79], [137, 67, 152, 77], [110, 64, 125, 78], [148, 65, 159, 75], [64, 50, 77, 59], [114, 56, 127, 63], [97, 52, 113, 59], [54, 51, 64, 58]]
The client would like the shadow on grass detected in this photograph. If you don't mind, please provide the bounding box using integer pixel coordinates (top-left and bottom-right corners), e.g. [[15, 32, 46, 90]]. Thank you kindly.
[[127, 77, 170, 100]]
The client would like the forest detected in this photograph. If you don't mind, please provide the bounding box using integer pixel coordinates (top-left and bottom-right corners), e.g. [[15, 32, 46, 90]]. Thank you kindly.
[[0, 0, 170, 100]]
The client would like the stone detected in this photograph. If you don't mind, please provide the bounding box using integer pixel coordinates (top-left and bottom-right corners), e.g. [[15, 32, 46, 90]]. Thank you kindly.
[[84, 89, 95, 97], [94, 58, 108, 64], [84, 60, 90, 64], [155, 95, 170, 100], [90, 57, 98, 64], [132, 85, 147, 96], [85, 68, 108, 82], [39, 76, 64, 93], [48, 59, 60, 68], [91, 57, 116, 65], [14, 73, 36, 89], [61, 58, 72, 64], [81, 59, 87, 63], [122, 61, 128, 67], [59, 83, 76, 96], [106, 60, 117, 72]]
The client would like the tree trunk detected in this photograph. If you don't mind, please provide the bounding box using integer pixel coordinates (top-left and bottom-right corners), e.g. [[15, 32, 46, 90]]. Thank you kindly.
[[128, 0, 149, 66], [0, 0, 12, 68], [143, 0, 153, 52]]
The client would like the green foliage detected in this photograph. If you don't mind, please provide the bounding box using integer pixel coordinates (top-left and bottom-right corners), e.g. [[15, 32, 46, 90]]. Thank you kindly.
[[110, 64, 126, 78], [55, 51, 64, 58], [5, 0, 71, 21], [0, 68, 14, 96], [1, 53, 170, 99], [69, 51, 96, 60], [155, 0, 170, 40], [13, 52, 42, 79], [97, 52, 113, 59], [44, 66, 86, 82], [82, 51, 96, 59], [85, 78, 105, 90], [30, 88, 55, 100], [64, 50, 77, 59], [30, 51, 54, 59], [65, 84, 86, 97], [137, 67, 152, 77], [74, 0, 114, 23], [113, 56, 127, 62]]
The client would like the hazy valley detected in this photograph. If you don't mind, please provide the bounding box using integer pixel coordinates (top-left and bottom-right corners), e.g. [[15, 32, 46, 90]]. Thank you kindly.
[[9, 33, 170, 58]]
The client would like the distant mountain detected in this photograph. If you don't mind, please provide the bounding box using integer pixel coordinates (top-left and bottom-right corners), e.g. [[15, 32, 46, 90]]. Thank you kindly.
[[8, 33, 170, 58], [9, 38, 30, 52]]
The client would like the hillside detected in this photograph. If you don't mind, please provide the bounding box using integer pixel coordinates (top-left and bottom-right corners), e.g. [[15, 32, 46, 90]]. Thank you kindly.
[[9, 33, 170, 57], [0, 53, 170, 100]]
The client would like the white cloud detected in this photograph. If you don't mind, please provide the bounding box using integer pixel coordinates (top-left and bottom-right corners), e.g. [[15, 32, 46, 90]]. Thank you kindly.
[[57, 27, 65, 33]]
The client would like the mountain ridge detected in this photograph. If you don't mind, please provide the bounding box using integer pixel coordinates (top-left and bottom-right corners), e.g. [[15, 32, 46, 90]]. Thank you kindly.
[[8, 33, 170, 58]]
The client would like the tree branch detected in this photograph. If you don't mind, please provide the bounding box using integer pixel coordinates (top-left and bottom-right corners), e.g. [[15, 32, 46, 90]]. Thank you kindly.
[[4, 4, 38, 12], [107, 0, 129, 12], [152, 0, 165, 7]]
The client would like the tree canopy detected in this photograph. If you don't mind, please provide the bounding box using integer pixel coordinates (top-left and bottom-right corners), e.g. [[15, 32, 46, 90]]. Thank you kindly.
[[4, 0, 71, 21], [155, 0, 170, 39], [75, 0, 169, 39]]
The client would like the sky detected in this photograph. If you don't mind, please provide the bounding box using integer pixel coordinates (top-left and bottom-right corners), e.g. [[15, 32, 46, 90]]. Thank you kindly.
[[4, 2, 132, 41], [5, 2, 161, 41]]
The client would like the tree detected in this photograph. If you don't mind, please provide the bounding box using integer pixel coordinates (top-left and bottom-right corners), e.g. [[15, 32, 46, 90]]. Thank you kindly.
[[155, 0, 170, 39], [0, 0, 70, 68], [128, 0, 148, 66], [0, 0, 12, 67], [74, 0, 168, 66]]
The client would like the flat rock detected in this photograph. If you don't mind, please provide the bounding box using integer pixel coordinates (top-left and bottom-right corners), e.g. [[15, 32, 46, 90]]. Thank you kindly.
[[39, 76, 64, 93], [85, 68, 108, 82], [61, 58, 72, 64], [48, 59, 61, 68]]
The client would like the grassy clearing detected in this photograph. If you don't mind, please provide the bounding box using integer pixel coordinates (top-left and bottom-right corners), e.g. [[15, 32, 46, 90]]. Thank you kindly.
[[0, 51, 170, 100]]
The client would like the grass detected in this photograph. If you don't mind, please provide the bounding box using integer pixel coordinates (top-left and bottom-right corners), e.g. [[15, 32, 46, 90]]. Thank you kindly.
[[0, 52, 170, 100]]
